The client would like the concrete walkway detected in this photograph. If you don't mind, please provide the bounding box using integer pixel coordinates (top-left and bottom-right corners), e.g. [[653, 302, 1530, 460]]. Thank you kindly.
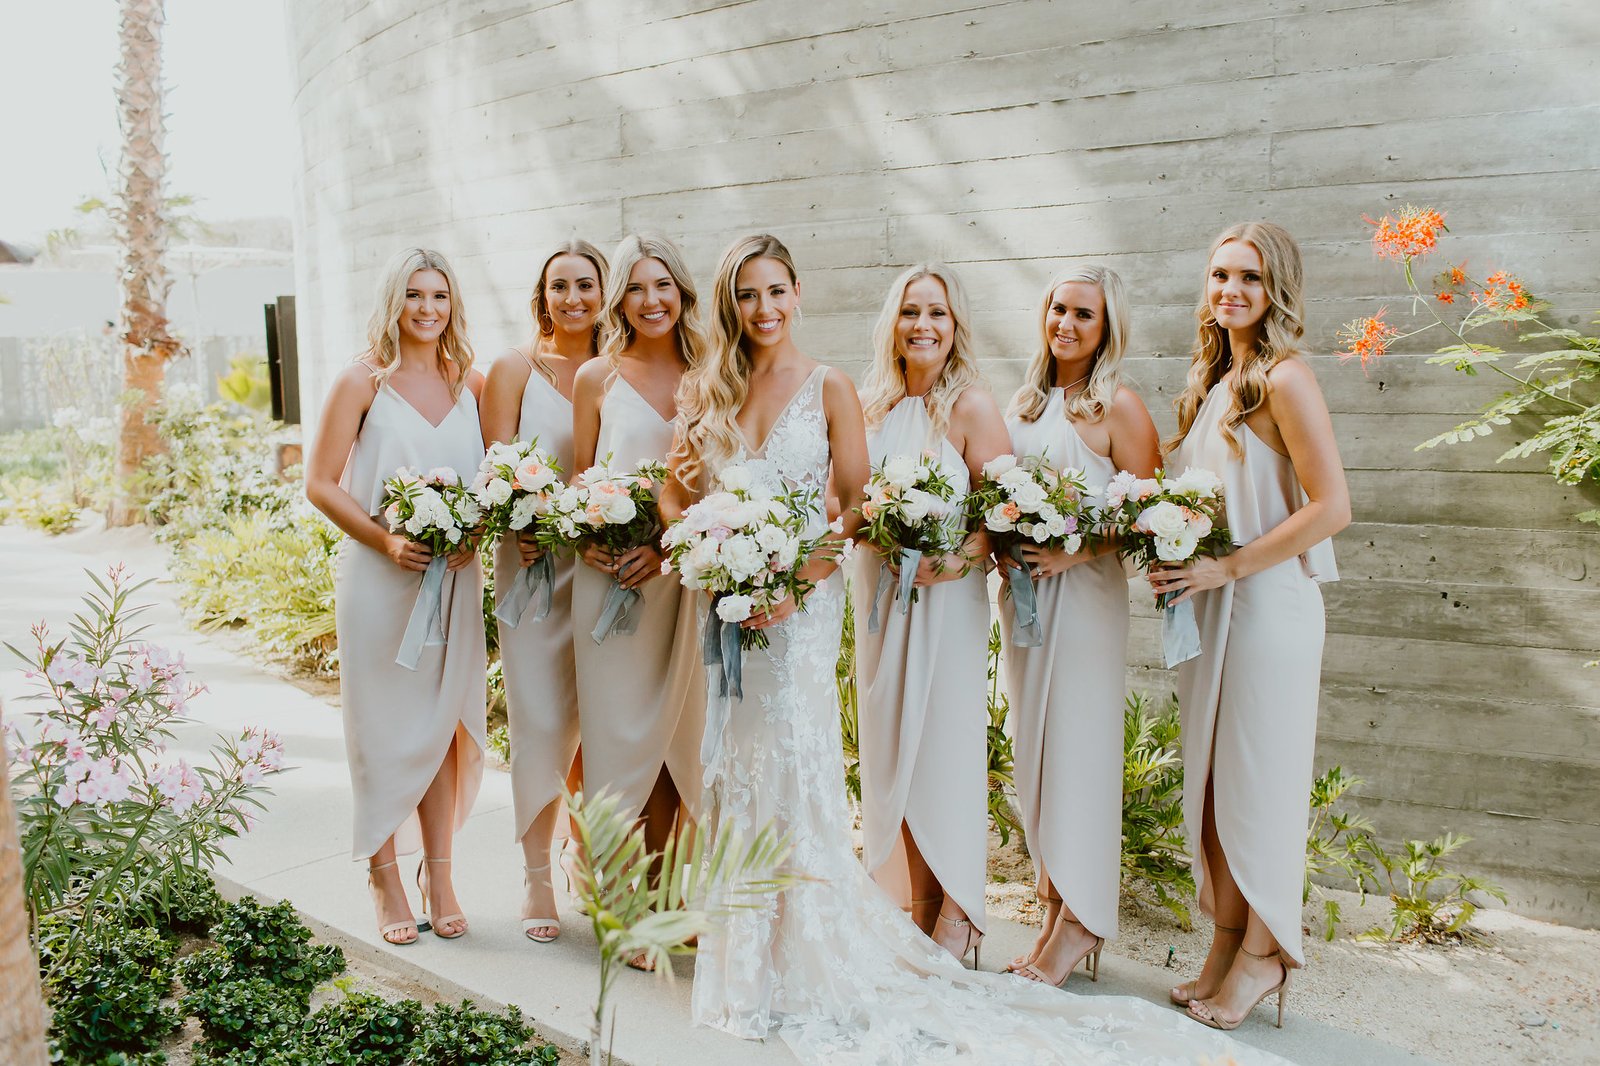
[[0, 524, 1433, 1066]]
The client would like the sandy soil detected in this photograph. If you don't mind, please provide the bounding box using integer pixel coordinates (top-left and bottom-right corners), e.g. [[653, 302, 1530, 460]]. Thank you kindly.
[[986, 830, 1599, 1066]]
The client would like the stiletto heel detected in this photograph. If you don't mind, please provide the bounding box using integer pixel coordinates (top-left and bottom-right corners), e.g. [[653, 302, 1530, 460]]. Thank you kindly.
[[417, 857, 468, 939], [1170, 923, 1244, 1006], [1007, 893, 1061, 974], [367, 860, 420, 946], [521, 863, 561, 944], [1015, 915, 1104, 988], [935, 908, 984, 970], [1188, 946, 1290, 1031]]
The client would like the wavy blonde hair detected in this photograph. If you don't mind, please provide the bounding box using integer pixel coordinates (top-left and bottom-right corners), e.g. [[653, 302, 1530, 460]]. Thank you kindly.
[[1168, 222, 1307, 457], [596, 233, 707, 375], [527, 238, 609, 386], [361, 248, 474, 397], [859, 263, 981, 440], [673, 234, 799, 491], [1008, 264, 1129, 424]]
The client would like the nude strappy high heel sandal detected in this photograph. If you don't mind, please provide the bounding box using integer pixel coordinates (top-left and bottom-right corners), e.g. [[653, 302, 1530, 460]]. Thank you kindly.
[[1188, 946, 1291, 1030], [367, 860, 420, 945], [521, 863, 561, 944], [417, 857, 468, 939], [1170, 923, 1245, 1006], [1015, 914, 1102, 987], [1007, 892, 1062, 973], [936, 908, 984, 970]]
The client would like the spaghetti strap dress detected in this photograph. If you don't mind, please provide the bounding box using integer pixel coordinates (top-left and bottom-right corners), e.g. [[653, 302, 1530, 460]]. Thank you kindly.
[[1000, 387, 1127, 941], [335, 379, 487, 860], [494, 364, 580, 842], [854, 394, 989, 933], [1173, 381, 1338, 967], [571, 374, 706, 821]]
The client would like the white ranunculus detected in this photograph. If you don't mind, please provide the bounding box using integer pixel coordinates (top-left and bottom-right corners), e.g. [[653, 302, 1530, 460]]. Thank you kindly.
[[1171, 466, 1223, 498], [716, 594, 754, 623], [1139, 501, 1189, 540], [1010, 481, 1047, 511], [982, 454, 1017, 479], [719, 465, 753, 492], [882, 454, 918, 489], [720, 535, 764, 580], [1155, 530, 1199, 562]]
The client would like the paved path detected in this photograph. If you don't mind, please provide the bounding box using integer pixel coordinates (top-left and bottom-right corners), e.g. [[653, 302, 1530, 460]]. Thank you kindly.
[[0, 523, 1433, 1066]]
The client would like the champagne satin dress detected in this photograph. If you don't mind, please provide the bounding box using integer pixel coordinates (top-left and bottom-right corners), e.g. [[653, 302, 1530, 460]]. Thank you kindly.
[[853, 395, 989, 933], [493, 361, 580, 844], [571, 374, 706, 820], [1173, 382, 1338, 967], [335, 378, 487, 860], [1000, 387, 1127, 942]]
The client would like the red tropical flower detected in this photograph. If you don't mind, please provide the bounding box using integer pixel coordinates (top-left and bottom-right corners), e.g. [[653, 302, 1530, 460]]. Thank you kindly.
[[1436, 291, 1456, 304], [1366, 206, 1448, 261]]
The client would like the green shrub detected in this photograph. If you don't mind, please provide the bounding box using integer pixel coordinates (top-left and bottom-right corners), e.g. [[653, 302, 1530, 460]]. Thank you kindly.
[[1358, 833, 1508, 944], [295, 992, 423, 1065], [1, 475, 83, 534], [183, 975, 308, 1057], [404, 1001, 557, 1065], [0, 427, 69, 482], [43, 923, 181, 1062], [1304, 765, 1379, 939], [208, 896, 345, 998], [1120, 692, 1195, 926]]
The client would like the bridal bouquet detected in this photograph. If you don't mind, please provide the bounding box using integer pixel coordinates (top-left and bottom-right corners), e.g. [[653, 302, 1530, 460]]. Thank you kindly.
[[536, 456, 668, 643], [471, 440, 564, 627], [1099, 466, 1230, 667], [857, 452, 963, 627], [661, 463, 839, 701], [380, 466, 482, 669], [967, 453, 1093, 648]]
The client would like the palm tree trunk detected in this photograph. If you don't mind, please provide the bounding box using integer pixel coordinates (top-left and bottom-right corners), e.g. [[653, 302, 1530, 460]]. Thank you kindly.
[[108, 0, 183, 526], [0, 706, 49, 1065]]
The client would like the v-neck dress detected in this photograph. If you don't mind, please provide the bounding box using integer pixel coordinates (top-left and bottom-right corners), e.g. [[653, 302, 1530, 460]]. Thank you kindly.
[[1000, 387, 1127, 942], [571, 373, 706, 822], [493, 363, 581, 843], [852, 394, 989, 934], [1173, 381, 1338, 968], [335, 378, 487, 861]]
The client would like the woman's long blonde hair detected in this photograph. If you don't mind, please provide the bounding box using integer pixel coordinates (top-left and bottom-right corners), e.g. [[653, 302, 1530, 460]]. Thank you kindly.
[[361, 248, 474, 397], [1008, 264, 1129, 424], [673, 234, 798, 491], [527, 239, 609, 386], [596, 233, 707, 374], [859, 263, 981, 440], [1168, 222, 1307, 457]]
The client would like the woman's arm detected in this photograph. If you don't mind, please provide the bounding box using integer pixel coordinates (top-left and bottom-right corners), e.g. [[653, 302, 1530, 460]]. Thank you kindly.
[[914, 385, 1009, 585], [1151, 359, 1350, 604], [479, 352, 528, 447], [570, 358, 607, 474]]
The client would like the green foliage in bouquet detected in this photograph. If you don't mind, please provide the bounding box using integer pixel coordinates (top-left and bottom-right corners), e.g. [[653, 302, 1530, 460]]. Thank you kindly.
[[1120, 692, 1194, 925]]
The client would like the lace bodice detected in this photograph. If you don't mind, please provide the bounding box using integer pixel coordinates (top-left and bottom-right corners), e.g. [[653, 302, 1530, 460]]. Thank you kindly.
[[720, 365, 831, 532]]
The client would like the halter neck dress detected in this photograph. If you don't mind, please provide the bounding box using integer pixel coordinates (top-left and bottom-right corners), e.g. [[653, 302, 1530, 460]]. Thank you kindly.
[[492, 359, 580, 844], [1001, 386, 1128, 942], [336, 376, 487, 861], [570, 372, 706, 821], [1173, 380, 1338, 967], [853, 394, 989, 934]]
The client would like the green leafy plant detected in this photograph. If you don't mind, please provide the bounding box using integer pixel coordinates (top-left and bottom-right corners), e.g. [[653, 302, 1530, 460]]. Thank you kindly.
[[1120, 691, 1195, 925], [6, 567, 287, 980], [984, 622, 1020, 845], [1357, 833, 1508, 944], [2, 476, 83, 534], [1341, 207, 1600, 525], [405, 1000, 557, 1065], [1303, 766, 1378, 940], [41, 922, 181, 1063], [566, 787, 800, 1066], [208, 895, 346, 999], [183, 974, 309, 1058], [216, 354, 273, 412], [292, 991, 423, 1065]]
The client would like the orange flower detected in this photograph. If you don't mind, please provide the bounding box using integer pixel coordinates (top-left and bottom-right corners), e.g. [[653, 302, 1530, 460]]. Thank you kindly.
[[1472, 270, 1533, 312], [1449, 264, 1467, 286], [1336, 309, 1399, 370], [1436, 291, 1456, 304], [1365, 206, 1448, 261]]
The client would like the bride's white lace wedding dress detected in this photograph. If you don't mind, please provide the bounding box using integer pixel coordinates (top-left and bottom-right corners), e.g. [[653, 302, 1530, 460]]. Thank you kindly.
[[691, 366, 1290, 1065]]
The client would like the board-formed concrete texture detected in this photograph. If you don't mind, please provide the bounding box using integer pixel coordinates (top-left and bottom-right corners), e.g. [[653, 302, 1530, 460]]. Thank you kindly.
[[282, 1, 1600, 924]]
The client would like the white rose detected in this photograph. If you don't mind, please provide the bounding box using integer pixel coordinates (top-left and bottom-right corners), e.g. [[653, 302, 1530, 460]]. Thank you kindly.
[[485, 477, 513, 506], [1010, 481, 1047, 511], [719, 465, 753, 493], [403, 513, 427, 536], [882, 455, 918, 489], [1139, 501, 1189, 540], [1155, 530, 1199, 562], [600, 494, 637, 524], [1188, 512, 1214, 539], [900, 488, 932, 523], [982, 454, 1018, 479], [1030, 523, 1050, 543], [1064, 532, 1083, 554], [720, 535, 763, 580], [775, 534, 801, 569], [754, 524, 788, 554], [997, 467, 1031, 491], [687, 538, 721, 572], [985, 504, 1016, 532], [716, 594, 754, 622], [1044, 515, 1068, 538]]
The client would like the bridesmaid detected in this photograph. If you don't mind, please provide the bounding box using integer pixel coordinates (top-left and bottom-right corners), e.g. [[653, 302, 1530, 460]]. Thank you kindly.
[[570, 234, 708, 885], [853, 263, 1009, 964], [306, 248, 487, 945], [1151, 222, 1348, 1030], [480, 239, 608, 943], [1001, 265, 1161, 987]]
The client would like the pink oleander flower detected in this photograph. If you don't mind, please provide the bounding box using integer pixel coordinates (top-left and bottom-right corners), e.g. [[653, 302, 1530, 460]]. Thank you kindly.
[[151, 759, 206, 816]]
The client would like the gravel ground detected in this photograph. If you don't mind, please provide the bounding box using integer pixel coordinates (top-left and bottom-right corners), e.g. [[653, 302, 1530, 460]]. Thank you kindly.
[[985, 830, 1599, 1066]]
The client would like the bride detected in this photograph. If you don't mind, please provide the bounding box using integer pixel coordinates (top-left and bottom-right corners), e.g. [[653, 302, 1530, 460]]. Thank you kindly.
[[663, 233, 1289, 1065]]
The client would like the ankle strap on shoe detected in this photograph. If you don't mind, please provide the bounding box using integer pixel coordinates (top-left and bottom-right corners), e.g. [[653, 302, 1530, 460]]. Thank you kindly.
[[1238, 946, 1280, 960]]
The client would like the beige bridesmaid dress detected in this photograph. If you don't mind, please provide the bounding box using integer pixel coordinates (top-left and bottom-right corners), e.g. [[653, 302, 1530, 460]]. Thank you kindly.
[[1000, 387, 1126, 942], [493, 362, 579, 844], [853, 396, 989, 933], [571, 374, 705, 821], [1174, 382, 1337, 968], [335, 378, 487, 860]]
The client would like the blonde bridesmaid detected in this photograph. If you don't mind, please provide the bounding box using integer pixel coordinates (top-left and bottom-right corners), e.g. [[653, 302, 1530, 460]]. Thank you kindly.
[[481, 240, 608, 943], [570, 234, 708, 881], [853, 264, 1009, 964], [1001, 265, 1161, 987], [1151, 222, 1348, 1030], [306, 248, 487, 945]]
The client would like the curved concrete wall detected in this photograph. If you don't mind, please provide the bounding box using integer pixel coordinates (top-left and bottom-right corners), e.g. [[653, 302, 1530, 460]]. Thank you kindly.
[[285, 0, 1600, 922]]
